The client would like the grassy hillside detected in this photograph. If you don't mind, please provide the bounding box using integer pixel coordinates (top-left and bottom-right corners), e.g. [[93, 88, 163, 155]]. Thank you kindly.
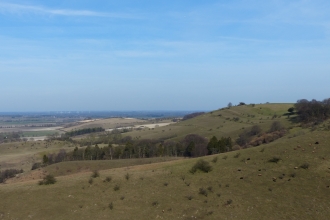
[[0, 140, 75, 171], [1, 103, 330, 219], [125, 103, 294, 141], [1, 129, 330, 219]]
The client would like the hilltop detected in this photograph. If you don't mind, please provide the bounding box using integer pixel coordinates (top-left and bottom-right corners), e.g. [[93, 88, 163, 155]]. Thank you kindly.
[[125, 103, 294, 141]]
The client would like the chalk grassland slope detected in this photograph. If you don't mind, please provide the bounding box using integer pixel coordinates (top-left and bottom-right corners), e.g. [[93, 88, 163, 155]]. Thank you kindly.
[[61, 118, 147, 132], [125, 103, 294, 141], [1, 129, 330, 219], [6, 157, 182, 184], [0, 141, 75, 171]]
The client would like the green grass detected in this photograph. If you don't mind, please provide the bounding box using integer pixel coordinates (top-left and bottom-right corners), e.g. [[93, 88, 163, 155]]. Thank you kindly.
[[42, 157, 182, 177], [21, 130, 62, 137]]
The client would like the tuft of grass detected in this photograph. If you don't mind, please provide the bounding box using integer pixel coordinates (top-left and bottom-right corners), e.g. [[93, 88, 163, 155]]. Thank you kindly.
[[222, 155, 228, 160], [186, 195, 193, 200], [152, 201, 159, 206], [104, 176, 112, 182], [199, 188, 208, 197], [91, 170, 100, 178], [300, 163, 309, 169], [88, 178, 93, 184], [268, 156, 281, 163], [225, 199, 233, 205], [125, 173, 130, 180], [109, 202, 113, 210], [190, 159, 212, 174], [113, 185, 120, 191], [211, 156, 218, 163], [234, 153, 241, 158], [207, 211, 214, 216]]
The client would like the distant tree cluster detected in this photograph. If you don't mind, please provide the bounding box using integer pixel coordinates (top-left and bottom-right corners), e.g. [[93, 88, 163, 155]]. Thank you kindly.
[[65, 127, 105, 137], [294, 98, 330, 123], [0, 169, 23, 183], [207, 136, 233, 154], [0, 132, 22, 143], [182, 112, 205, 121]]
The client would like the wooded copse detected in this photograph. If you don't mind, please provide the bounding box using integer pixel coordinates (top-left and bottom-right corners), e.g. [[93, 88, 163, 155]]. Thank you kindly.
[[64, 127, 105, 137], [37, 134, 233, 168], [294, 98, 330, 123]]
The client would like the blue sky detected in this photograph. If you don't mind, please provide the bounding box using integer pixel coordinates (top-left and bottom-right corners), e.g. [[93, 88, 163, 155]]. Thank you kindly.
[[1, 0, 330, 111]]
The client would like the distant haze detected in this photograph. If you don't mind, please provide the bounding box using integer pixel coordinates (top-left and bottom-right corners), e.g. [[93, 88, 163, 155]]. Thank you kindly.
[[1, 1, 329, 111]]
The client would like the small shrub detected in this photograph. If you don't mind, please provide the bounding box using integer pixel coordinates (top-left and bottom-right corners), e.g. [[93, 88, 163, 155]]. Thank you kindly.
[[289, 173, 296, 178], [109, 202, 113, 210], [207, 186, 213, 192], [190, 159, 212, 174], [104, 176, 112, 182], [125, 173, 130, 180], [185, 182, 190, 186], [39, 175, 56, 185], [226, 199, 233, 205], [31, 163, 42, 170], [181, 175, 185, 181], [300, 163, 309, 169], [186, 195, 193, 200], [199, 188, 208, 197], [207, 211, 214, 216], [260, 148, 265, 153], [268, 156, 281, 163], [222, 155, 228, 160], [216, 193, 221, 197], [164, 182, 168, 186], [88, 178, 93, 184], [120, 196, 125, 200], [114, 185, 120, 191], [212, 156, 218, 163], [91, 170, 100, 178], [152, 201, 159, 206]]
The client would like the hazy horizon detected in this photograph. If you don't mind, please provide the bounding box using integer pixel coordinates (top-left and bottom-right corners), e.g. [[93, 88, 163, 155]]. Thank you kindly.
[[1, 1, 330, 111]]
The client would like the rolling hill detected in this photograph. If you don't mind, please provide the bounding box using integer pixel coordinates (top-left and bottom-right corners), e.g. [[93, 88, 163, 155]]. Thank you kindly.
[[1, 103, 330, 219]]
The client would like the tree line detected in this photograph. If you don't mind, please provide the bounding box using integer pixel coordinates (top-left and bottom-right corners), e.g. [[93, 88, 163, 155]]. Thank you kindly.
[[37, 134, 233, 168], [294, 98, 330, 123], [64, 127, 105, 137], [0, 169, 23, 183]]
